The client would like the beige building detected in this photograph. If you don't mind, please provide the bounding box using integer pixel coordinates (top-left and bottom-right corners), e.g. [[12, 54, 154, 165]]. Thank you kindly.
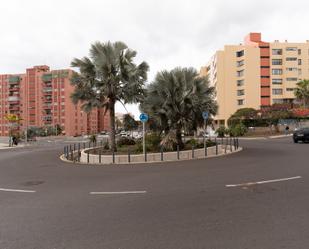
[[201, 33, 309, 126]]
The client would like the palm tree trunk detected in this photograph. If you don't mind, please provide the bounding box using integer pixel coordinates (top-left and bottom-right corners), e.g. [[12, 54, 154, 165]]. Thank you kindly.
[[176, 128, 184, 149], [109, 102, 117, 152]]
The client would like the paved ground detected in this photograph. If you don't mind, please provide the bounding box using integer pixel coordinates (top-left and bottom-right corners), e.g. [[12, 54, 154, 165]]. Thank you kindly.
[[0, 137, 308, 249]]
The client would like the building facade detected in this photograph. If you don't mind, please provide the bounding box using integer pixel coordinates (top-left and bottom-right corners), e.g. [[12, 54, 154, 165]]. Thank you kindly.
[[0, 65, 110, 136], [201, 33, 309, 126]]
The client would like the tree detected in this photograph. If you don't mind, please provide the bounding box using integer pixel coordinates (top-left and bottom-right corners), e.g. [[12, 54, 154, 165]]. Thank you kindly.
[[228, 108, 257, 127], [123, 114, 138, 134], [294, 79, 309, 107], [70, 41, 149, 151], [4, 114, 22, 146], [260, 106, 292, 133], [141, 67, 217, 148]]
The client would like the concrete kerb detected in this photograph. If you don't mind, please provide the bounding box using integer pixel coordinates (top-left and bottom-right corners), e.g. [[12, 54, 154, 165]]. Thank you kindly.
[[0, 143, 25, 150], [239, 134, 293, 140], [59, 145, 243, 166]]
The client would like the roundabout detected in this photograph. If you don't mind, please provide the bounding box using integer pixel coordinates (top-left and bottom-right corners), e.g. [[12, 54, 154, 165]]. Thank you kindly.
[[0, 136, 308, 249]]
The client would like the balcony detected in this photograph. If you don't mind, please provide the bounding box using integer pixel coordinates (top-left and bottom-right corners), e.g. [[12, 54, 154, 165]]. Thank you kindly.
[[9, 76, 21, 84], [8, 96, 20, 102], [9, 105, 20, 111], [9, 86, 20, 92], [43, 88, 53, 93], [43, 104, 52, 109], [42, 74, 52, 82], [43, 115, 52, 121]]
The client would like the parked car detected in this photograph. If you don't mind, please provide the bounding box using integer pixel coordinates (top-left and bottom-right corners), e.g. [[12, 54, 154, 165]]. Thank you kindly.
[[293, 127, 309, 143]]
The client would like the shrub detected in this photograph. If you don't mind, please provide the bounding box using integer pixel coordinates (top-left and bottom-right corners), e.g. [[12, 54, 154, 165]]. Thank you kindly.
[[103, 141, 110, 150], [186, 138, 199, 147], [160, 131, 177, 151], [117, 137, 136, 147], [89, 134, 97, 144], [216, 126, 227, 137], [229, 123, 247, 137]]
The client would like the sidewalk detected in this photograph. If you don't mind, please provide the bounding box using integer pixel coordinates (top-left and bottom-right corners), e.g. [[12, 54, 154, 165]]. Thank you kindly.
[[0, 143, 24, 150]]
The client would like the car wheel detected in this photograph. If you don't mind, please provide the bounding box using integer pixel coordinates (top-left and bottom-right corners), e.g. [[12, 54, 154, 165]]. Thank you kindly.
[[293, 139, 298, 143]]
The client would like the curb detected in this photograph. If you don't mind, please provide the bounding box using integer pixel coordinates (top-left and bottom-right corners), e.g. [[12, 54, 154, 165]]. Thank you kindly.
[[59, 147, 243, 166], [239, 134, 292, 140]]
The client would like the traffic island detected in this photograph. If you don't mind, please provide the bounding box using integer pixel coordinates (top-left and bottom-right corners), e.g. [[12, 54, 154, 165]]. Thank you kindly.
[[60, 138, 242, 165]]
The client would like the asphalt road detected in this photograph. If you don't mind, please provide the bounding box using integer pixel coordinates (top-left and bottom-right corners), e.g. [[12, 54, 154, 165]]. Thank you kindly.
[[0, 137, 308, 249]]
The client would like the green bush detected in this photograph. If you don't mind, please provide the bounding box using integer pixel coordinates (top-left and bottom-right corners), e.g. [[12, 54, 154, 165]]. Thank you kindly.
[[186, 139, 199, 147], [89, 134, 97, 144], [146, 133, 161, 150], [216, 126, 227, 137], [103, 141, 110, 150], [229, 123, 247, 137], [117, 137, 136, 147]]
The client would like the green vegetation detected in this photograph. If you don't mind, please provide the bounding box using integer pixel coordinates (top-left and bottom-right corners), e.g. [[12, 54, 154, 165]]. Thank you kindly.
[[70, 41, 149, 152], [294, 79, 309, 108], [216, 126, 228, 137], [123, 114, 138, 134], [141, 67, 217, 148]]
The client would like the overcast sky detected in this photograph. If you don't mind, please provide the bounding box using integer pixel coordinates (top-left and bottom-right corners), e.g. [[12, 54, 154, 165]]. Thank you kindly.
[[1, 0, 308, 118]]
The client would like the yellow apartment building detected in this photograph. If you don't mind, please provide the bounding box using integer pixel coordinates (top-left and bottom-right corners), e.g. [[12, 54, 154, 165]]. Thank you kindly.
[[201, 33, 309, 126]]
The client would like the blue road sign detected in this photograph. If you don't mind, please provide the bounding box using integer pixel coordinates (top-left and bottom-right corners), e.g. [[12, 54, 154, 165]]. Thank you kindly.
[[202, 111, 209, 120], [139, 113, 149, 123]]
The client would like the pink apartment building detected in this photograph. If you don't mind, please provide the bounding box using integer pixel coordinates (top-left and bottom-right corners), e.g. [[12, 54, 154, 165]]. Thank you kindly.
[[0, 65, 110, 136]]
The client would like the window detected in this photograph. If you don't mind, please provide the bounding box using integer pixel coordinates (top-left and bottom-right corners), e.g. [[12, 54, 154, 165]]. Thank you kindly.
[[272, 49, 282, 55], [236, 50, 244, 57], [237, 79, 244, 86], [272, 79, 283, 84], [298, 59, 302, 65], [272, 59, 282, 65], [286, 47, 297, 51], [272, 89, 283, 95], [237, 89, 245, 96], [237, 99, 244, 105], [237, 70, 244, 77], [286, 88, 295, 91], [272, 69, 282, 75], [286, 78, 298, 81], [286, 67, 298, 72], [273, 99, 284, 104], [286, 57, 297, 61], [298, 49, 301, 55], [261, 66, 270, 68], [261, 75, 270, 78], [236, 60, 244, 67]]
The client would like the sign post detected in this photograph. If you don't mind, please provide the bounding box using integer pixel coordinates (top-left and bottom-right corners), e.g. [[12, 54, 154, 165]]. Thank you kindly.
[[139, 113, 149, 157], [202, 111, 209, 149]]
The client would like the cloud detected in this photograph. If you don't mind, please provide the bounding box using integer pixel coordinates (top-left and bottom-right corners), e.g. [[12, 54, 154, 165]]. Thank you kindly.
[[1, 0, 308, 116]]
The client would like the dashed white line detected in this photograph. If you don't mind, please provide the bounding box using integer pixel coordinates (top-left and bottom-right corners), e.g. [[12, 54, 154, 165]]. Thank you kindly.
[[226, 176, 302, 188], [90, 191, 147, 195], [0, 188, 36, 193]]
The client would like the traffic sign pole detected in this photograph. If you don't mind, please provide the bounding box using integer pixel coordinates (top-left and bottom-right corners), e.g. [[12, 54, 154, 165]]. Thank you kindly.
[[204, 119, 206, 149], [143, 122, 145, 156], [202, 111, 209, 149], [139, 113, 149, 158]]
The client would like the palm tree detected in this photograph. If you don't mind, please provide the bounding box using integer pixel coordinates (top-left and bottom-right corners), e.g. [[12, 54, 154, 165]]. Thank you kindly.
[[294, 79, 309, 108], [70, 41, 149, 151], [140, 67, 217, 148]]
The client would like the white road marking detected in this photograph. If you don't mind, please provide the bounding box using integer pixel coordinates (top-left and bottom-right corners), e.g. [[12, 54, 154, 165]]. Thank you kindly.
[[90, 191, 147, 195], [0, 188, 36, 193], [226, 176, 302, 188]]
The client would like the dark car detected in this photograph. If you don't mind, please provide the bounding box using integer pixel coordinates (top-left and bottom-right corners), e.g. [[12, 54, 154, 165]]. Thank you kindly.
[[293, 127, 309, 143]]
